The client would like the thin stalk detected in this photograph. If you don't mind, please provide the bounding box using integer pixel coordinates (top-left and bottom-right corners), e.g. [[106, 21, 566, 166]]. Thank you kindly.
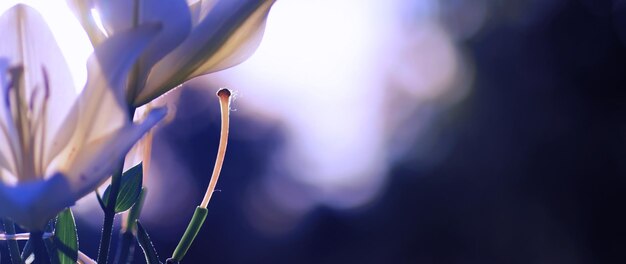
[[114, 188, 147, 264], [97, 106, 137, 264], [97, 0, 142, 253], [96, 167, 121, 264], [97, 2, 143, 260], [200, 89, 231, 208], [167, 89, 231, 263]]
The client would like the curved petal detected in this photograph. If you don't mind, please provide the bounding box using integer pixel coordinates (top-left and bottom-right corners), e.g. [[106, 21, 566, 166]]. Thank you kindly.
[[0, 4, 78, 172], [62, 107, 166, 198], [95, 0, 192, 92], [0, 58, 16, 174], [46, 24, 162, 171], [189, 0, 217, 25], [138, 0, 276, 106], [66, 0, 106, 45], [0, 173, 73, 230]]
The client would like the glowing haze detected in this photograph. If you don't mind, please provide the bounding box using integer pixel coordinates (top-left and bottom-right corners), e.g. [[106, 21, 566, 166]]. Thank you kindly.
[[0, 0, 92, 91]]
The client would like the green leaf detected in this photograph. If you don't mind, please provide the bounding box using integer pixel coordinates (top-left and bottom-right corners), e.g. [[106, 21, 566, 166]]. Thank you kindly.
[[136, 221, 161, 264], [114, 187, 147, 264], [126, 187, 147, 231], [103, 163, 143, 213], [54, 209, 78, 264], [44, 236, 60, 264], [44, 220, 60, 264]]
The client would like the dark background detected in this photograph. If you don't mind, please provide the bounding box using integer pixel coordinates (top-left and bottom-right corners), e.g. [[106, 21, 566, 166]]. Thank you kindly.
[[154, 1, 626, 263]]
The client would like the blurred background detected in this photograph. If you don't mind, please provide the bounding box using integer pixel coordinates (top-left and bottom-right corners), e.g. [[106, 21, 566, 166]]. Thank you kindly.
[[3, 0, 626, 263]]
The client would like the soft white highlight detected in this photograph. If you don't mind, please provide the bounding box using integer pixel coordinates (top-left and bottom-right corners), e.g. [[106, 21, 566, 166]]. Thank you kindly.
[[0, 0, 92, 92]]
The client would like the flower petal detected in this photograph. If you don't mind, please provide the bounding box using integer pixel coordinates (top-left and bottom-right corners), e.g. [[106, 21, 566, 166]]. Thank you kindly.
[[0, 58, 16, 175], [95, 0, 192, 92], [62, 107, 166, 198], [0, 4, 78, 172], [66, 0, 106, 45], [189, 0, 217, 25], [45, 24, 162, 171], [138, 0, 276, 106], [0, 173, 73, 230]]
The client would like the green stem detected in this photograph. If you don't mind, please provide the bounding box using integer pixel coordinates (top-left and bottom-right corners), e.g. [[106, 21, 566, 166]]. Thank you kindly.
[[115, 187, 146, 264], [96, 167, 122, 264], [2, 219, 23, 264], [167, 207, 208, 263], [97, 106, 137, 264], [96, 0, 142, 257]]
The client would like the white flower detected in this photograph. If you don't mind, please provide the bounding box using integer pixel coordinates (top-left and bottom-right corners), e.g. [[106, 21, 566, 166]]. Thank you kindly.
[[0, 4, 166, 230], [69, 0, 276, 106]]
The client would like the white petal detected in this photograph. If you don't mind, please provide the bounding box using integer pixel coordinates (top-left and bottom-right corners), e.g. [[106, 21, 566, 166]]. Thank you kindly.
[[0, 4, 78, 172], [66, 0, 106, 45], [95, 0, 192, 90], [62, 107, 166, 198], [46, 24, 162, 171], [138, 0, 276, 106], [0, 58, 16, 174], [189, 0, 217, 25], [0, 173, 73, 230]]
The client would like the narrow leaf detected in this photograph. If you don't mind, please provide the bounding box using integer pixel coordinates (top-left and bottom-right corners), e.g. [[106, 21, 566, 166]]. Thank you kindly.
[[53, 209, 78, 264], [2, 218, 23, 264], [103, 163, 143, 213], [136, 221, 161, 264], [44, 236, 60, 264], [126, 187, 147, 230], [45, 220, 60, 264], [20, 239, 32, 261]]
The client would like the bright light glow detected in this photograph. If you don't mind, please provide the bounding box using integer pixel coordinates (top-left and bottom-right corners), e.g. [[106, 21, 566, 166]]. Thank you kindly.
[[0, 0, 93, 92], [212, 0, 464, 226], [216, 0, 398, 210], [90, 8, 108, 36]]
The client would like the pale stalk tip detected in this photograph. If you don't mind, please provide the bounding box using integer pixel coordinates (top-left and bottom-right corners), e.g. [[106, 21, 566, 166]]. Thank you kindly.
[[216, 88, 232, 98]]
